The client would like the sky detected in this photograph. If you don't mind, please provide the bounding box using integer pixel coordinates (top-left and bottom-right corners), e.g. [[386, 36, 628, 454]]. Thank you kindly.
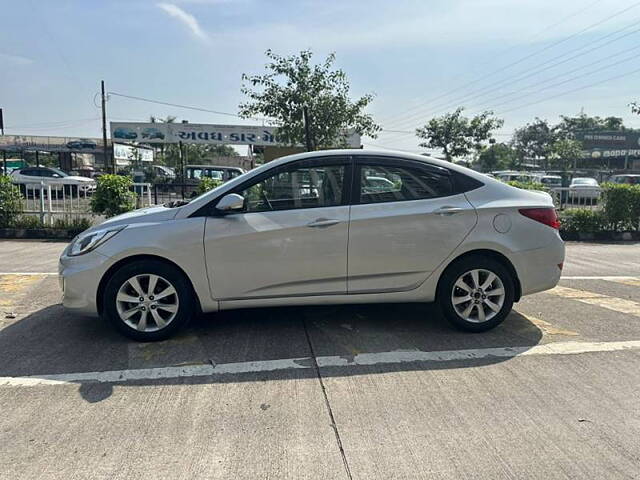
[[2, 0, 640, 155]]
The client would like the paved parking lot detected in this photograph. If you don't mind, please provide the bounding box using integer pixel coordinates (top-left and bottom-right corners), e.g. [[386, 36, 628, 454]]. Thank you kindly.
[[1, 239, 639, 479]]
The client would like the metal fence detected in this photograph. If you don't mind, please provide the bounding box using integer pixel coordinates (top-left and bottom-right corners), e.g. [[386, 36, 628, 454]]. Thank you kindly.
[[19, 182, 152, 224], [549, 187, 602, 211], [152, 183, 201, 205]]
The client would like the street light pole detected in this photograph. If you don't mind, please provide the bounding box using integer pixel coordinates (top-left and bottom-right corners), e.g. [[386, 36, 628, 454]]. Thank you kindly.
[[101, 80, 110, 173]]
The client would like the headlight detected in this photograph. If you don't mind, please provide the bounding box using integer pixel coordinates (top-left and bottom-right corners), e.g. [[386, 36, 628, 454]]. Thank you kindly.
[[68, 226, 125, 256]]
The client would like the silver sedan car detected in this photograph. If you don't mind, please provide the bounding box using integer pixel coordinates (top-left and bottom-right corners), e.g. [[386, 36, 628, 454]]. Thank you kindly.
[[59, 150, 565, 341]]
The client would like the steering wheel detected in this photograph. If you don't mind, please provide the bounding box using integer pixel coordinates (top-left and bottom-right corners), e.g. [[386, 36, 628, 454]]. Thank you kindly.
[[261, 191, 273, 210]]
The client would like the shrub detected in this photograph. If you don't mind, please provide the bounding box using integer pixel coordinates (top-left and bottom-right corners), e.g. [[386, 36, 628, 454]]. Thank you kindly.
[[601, 183, 640, 231], [560, 209, 606, 233], [8, 215, 93, 231], [90, 175, 136, 217], [506, 180, 547, 191], [0, 175, 23, 227], [197, 177, 223, 195]]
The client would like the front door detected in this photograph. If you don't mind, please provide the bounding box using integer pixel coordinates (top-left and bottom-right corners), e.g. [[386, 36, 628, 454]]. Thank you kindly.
[[203, 157, 351, 300], [347, 157, 477, 293]]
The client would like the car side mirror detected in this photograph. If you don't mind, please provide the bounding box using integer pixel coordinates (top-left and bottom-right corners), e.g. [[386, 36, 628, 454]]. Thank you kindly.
[[215, 193, 245, 213], [52, 173, 61, 178]]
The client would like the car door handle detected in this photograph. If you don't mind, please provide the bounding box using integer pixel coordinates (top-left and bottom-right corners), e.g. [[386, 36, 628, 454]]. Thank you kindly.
[[433, 206, 465, 216], [307, 218, 341, 228]]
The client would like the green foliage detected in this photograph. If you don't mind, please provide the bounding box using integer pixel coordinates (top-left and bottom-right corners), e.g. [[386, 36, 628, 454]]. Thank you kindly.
[[510, 118, 556, 166], [0, 175, 23, 227], [476, 143, 517, 171], [601, 183, 640, 231], [546, 138, 583, 172], [8, 215, 93, 231], [556, 113, 625, 136], [197, 177, 223, 195], [506, 181, 547, 191], [416, 107, 504, 162], [560, 209, 606, 233], [239, 49, 380, 149], [90, 175, 136, 217]]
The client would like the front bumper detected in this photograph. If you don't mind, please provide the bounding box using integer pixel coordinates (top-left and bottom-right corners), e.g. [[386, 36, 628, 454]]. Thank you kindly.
[[58, 249, 112, 316]]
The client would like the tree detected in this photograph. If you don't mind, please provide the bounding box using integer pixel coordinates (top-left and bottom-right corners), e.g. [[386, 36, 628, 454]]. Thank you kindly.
[[555, 113, 625, 138], [547, 138, 583, 172], [511, 118, 556, 168], [476, 143, 518, 172], [239, 49, 380, 149], [415, 107, 504, 162]]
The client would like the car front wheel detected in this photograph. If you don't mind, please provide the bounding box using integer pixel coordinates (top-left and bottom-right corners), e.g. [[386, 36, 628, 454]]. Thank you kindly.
[[438, 256, 515, 332], [103, 260, 194, 341]]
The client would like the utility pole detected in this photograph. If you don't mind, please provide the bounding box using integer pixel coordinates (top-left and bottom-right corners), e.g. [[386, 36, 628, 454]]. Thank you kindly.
[[101, 80, 110, 173], [0, 108, 4, 135], [303, 106, 313, 152]]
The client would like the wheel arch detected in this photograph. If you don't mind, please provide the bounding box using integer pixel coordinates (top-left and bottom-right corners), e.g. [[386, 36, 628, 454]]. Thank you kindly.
[[436, 249, 522, 302], [96, 254, 202, 316]]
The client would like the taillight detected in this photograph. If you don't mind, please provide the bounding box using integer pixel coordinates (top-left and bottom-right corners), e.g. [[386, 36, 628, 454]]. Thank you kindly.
[[519, 208, 561, 230]]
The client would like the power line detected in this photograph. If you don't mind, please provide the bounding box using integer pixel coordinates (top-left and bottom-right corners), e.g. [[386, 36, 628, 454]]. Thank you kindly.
[[467, 44, 640, 114], [388, 15, 640, 129], [382, 1, 640, 127], [107, 91, 270, 123], [495, 64, 640, 115], [378, 0, 601, 124]]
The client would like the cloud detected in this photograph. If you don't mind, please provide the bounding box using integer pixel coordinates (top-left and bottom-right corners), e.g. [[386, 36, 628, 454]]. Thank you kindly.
[[157, 3, 211, 43], [0, 53, 34, 66]]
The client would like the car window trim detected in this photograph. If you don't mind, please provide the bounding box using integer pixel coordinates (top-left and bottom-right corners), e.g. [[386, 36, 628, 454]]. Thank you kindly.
[[192, 155, 354, 217]]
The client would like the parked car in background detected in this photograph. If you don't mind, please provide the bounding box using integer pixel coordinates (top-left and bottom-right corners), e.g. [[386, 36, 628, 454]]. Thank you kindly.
[[11, 166, 96, 194], [66, 138, 98, 150], [153, 165, 176, 180], [569, 177, 600, 200], [185, 165, 245, 183], [494, 171, 536, 183], [59, 149, 564, 341], [609, 174, 640, 185], [535, 175, 562, 188]]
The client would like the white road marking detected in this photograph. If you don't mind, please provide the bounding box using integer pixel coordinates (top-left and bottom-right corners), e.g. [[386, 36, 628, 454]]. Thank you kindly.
[[1, 340, 640, 387], [561, 276, 639, 280]]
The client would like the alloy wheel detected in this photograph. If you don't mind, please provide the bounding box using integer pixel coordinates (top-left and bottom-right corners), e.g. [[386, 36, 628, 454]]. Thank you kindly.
[[115, 274, 179, 332], [451, 269, 505, 323]]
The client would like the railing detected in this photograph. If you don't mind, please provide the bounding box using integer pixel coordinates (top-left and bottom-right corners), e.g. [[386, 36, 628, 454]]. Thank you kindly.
[[151, 183, 200, 205], [19, 181, 153, 224], [549, 187, 602, 210]]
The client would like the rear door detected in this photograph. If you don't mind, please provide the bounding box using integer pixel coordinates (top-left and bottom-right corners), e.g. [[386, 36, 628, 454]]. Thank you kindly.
[[347, 157, 478, 293]]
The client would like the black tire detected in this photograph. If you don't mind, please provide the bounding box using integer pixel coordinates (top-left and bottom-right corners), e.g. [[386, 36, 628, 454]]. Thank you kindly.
[[437, 255, 515, 332], [102, 260, 195, 341]]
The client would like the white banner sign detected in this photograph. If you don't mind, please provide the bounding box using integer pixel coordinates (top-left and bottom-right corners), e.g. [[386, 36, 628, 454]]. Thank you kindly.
[[110, 122, 361, 148], [113, 143, 154, 164]]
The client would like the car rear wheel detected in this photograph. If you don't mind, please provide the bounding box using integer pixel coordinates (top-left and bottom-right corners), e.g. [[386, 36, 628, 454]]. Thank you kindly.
[[438, 256, 514, 332], [103, 260, 194, 341]]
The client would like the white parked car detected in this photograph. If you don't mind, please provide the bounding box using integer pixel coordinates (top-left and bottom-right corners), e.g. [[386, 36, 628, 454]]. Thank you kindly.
[[59, 150, 564, 341], [11, 166, 96, 194], [569, 177, 600, 200]]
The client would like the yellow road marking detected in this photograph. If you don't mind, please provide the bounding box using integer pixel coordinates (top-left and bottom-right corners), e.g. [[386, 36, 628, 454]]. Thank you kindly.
[[606, 278, 640, 287], [548, 285, 640, 317], [521, 314, 580, 336]]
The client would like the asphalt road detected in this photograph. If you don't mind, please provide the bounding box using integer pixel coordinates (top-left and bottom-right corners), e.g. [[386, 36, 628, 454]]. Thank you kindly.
[[1, 239, 639, 479]]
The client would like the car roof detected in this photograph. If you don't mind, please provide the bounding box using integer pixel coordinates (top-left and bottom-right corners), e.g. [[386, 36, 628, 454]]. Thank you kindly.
[[186, 164, 242, 169]]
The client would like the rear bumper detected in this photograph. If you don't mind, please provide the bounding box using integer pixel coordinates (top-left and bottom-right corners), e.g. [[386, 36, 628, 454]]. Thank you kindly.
[[511, 238, 565, 296]]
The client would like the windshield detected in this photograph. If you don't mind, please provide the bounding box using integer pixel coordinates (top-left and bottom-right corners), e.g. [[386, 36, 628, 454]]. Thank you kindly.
[[49, 167, 69, 177]]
